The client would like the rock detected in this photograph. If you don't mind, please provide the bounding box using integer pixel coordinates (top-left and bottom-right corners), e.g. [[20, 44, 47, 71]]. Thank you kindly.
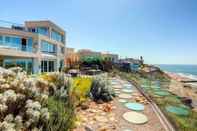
[[81, 103, 89, 110], [97, 99, 104, 104], [85, 126, 93, 131]]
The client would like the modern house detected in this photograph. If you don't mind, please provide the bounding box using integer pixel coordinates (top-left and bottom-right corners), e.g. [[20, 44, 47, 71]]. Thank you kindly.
[[0, 20, 66, 74], [77, 49, 119, 63], [116, 58, 143, 72], [101, 52, 119, 63]]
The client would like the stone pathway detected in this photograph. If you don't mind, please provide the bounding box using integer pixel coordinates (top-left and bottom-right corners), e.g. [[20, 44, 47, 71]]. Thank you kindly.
[[73, 77, 165, 131]]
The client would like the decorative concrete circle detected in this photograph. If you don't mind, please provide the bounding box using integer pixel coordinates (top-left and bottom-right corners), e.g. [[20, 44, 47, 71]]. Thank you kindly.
[[123, 111, 148, 124], [119, 94, 132, 99], [118, 99, 127, 103], [115, 91, 121, 94], [151, 85, 160, 89], [122, 89, 133, 93], [124, 85, 133, 89], [122, 129, 132, 131], [165, 106, 189, 116], [114, 88, 120, 91], [154, 91, 170, 96], [114, 85, 122, 89], [125, 102, 144, 111], [124, 84, 132, 87]]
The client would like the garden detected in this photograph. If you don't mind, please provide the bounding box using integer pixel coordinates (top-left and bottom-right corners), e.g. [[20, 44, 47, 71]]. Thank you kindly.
[[0, 67, 115, 131]]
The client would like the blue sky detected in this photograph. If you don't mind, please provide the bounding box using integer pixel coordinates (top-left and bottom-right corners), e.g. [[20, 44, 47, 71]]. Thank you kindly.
[[0, 0, 197, 64]]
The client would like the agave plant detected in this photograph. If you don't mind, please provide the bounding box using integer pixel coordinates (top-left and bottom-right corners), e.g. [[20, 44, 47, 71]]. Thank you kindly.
[[90, 74, 115, 102]]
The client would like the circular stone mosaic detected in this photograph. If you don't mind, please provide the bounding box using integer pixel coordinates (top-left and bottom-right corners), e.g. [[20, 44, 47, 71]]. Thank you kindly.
[[122, 89, 133, 93], [122, 129, 132, 131], [113, 86, 122, 89], [118, 99, 127, 103], [119, 94, 132, 99], [125, 102, 144, 111], [165, 106, 189, 116], [123, 111, 148, 124], [154, 91, 170, 96], [151, 85, 161, 89], [124, 85, 133, 89], [115, 91, 121, 94]]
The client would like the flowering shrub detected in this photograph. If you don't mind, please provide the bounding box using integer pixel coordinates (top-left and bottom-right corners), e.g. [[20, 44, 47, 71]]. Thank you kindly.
[[0, 67, 75, 131], [90, 74, 115, 102]]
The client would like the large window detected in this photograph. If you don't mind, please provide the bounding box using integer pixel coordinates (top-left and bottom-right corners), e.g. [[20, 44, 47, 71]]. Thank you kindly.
[[41, 41, 56, 54], [37, 27, 49, 36], [0, 35, 3, 45], [0, 35, 33, 52], [3, 58, 33, 74], [41, 60, 55, 72], [51, 30, 64, 43]]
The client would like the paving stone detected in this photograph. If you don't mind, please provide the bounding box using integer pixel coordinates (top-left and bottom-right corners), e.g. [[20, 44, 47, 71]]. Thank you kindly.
[[123, 111, 148, 124]]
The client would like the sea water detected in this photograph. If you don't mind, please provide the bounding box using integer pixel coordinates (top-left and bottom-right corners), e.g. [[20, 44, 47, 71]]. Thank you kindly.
[[157, 64, 197, 80]]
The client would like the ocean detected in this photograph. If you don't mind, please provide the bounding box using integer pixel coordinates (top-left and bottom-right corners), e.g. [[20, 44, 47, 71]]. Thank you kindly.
[[157, 64, 197, 80]]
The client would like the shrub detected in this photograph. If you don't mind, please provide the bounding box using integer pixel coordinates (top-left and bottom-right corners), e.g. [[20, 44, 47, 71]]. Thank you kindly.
[[89, 74, 115, 102], [0, 67, 76, 131], [71, 77, 92, 105]]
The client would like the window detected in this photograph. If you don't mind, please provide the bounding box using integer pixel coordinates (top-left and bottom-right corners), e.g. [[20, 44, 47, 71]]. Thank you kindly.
[[0, 35, 3, 45], [61, 47, 65, 54], [5, 36, 21, 49], [37, 27, 49, 36], [21, 38, 27, 51], [28, 28, 36, 33], [0, 35, 3, 41], [3, 58, 33, 74], [41, 60, 55, 72], [51, 30, 64, 43], [41, 41, 56, 54], [49, 61, 54, 72], [44, 61, 48, 72]]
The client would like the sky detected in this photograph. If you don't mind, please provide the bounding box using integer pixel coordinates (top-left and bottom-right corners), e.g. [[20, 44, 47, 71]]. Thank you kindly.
[[0, 0, 197, 64]]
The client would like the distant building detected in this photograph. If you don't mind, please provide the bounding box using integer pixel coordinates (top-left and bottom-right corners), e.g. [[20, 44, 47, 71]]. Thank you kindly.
[[77, 49, 119, 63], [0, 20, 66, 73], [65, 47, 79, 67], [102, 52, 119, 63], [77, 49, 102, 58], [117, 58, 142, 72]]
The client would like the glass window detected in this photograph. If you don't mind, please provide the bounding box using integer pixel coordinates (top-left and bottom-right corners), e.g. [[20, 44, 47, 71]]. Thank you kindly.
[[49, 61, 54, 72], [41, 60, 55, 72], [27, 38, 33, 52], [5, 36, 11, 43], [0, 35, 3, 45], [44, 61, 48, 72], [37, 27, 49, 36], [51, 30, 64, 43], [3, 58, 33, 74], [0, 35, 3, 41], [61, 47, 65, 54], [41, 41, 56, 54]]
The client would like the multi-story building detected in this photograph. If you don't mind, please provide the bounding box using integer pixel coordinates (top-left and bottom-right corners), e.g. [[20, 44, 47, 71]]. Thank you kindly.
[[0, 20, 66, 74]]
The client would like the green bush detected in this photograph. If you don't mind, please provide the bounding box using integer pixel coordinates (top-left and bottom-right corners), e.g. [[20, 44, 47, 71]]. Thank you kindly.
[[45, 96, 75, 131]]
